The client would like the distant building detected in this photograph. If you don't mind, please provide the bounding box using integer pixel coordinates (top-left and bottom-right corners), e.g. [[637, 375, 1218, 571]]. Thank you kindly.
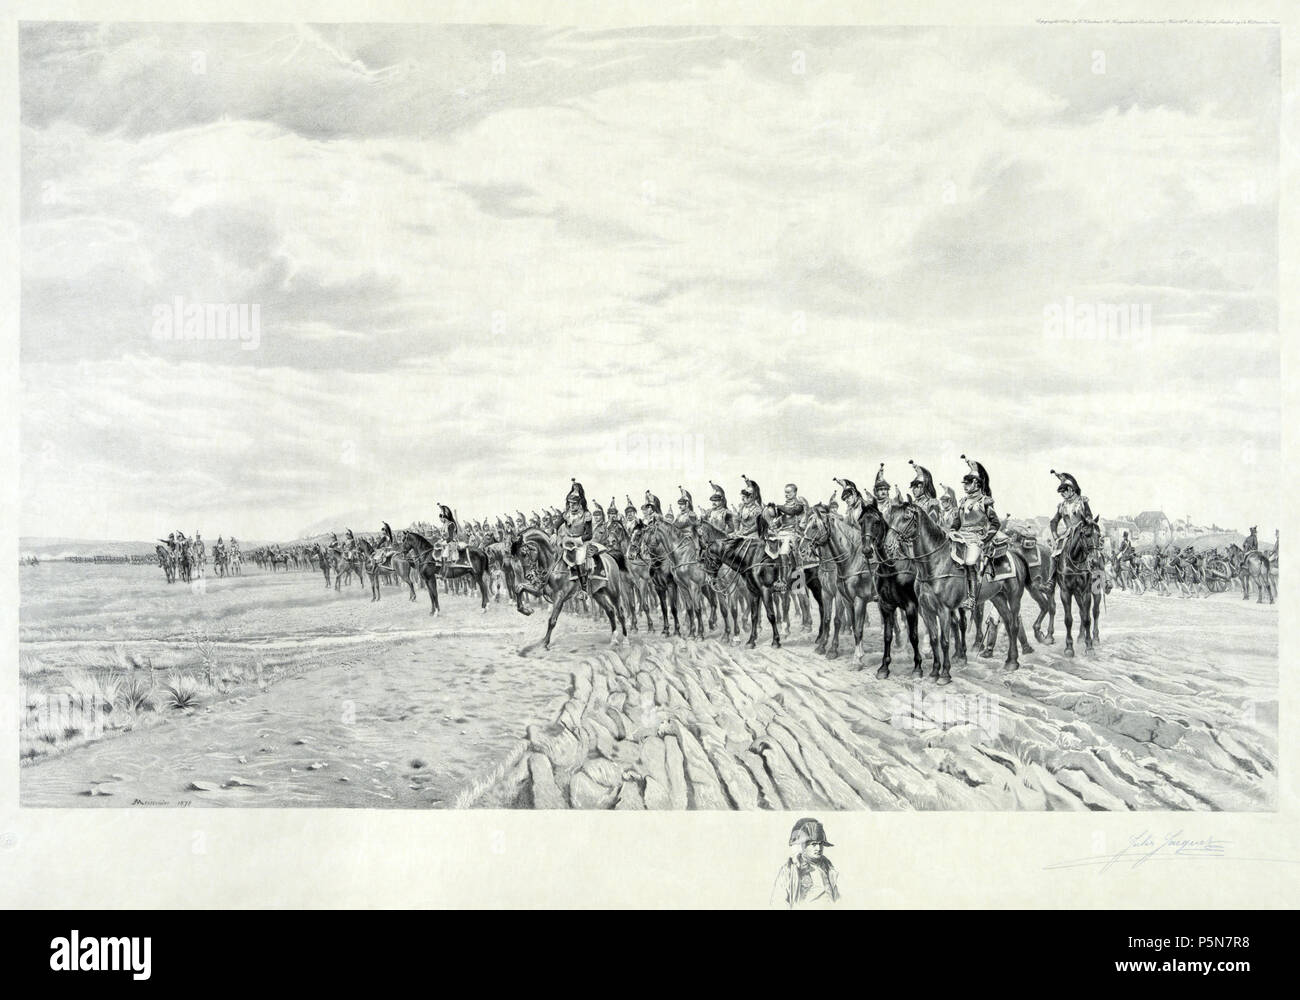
[[1134, 510, 1173, 547]]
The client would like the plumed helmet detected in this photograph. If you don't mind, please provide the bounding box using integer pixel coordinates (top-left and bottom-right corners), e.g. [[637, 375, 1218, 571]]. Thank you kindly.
[[940, 483, 958, 506], [1051, 469, 1080, 495], [608, 497, 619, 518], [625, 495, 638, 516], [908, 459, 936, 499], [961, 455, 990, 495], [643, 490, 662, 514], [834, 477, 864, 506], [678, 485, 693, 508], [874, 463, 890, 493], [789, 817, 834, 848], [566, 478, 588, 510], [709, 481, 726, 505], [740, 475, 761, 505]]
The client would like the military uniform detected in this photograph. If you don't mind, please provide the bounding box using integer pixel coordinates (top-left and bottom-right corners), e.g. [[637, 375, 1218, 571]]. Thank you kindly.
[[953, 456, 999, 610], [909, 460, 945, 525], [1048, 471, 1094, 557], [560, 480, 595, 588], [873, 464, 903, 520], [770, 486, 809, 590], [731, 477, 764, 540], [675, 486, 699, 532], [704, 482, 735, 534]]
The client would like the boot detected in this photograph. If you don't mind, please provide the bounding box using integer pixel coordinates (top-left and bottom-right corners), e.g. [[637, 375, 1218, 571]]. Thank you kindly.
[[962, 566, 977, 612], [773, 553, 790, 592]]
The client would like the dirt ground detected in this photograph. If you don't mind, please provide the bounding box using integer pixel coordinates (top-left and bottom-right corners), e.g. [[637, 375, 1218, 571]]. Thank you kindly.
[[19, 563, 1277, 810]]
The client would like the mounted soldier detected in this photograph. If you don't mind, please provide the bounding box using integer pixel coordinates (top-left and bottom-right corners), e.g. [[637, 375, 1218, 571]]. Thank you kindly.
[[676, 486, 699, 530], [731, 476, 764, 541], [770, 482, 809, 591], [950, 455, 1000, 612], [623, 496, 640, 535], [1244, 526, 1259, 552], [436, 505, 469, 567], [908, 460, 943, 524], [938, 484, 958, 523], [590, 502, 608, 545], [835, 477, 866, 525], [704, 481, 735, 533], [642, 490, 663, 526], [560, 479, 596, 591], [1049, 471, 1094, 557], [874, 464, 903, 519]]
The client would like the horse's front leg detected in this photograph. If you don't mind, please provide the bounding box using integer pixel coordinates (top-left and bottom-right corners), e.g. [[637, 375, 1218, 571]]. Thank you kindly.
[[763, 586, 781, 648], [1061, 589, 1075, 656], [877, 599, 894, 679], [543, 582, 573, 649]]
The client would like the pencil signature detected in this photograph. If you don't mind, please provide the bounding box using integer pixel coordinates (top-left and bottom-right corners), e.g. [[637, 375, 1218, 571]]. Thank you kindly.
[[1043, 830, 1297, 873]]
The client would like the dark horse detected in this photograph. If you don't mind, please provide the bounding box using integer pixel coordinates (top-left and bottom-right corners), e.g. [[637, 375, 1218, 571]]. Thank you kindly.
[[801, 503, 876, 662], [401, 531, 492, 615], [507, 527, 628, 650], [1053, 516, 1100, 657], [853, 500, 925, 679], [697, 519, 782, 648], [884, 501, 1030, 683]]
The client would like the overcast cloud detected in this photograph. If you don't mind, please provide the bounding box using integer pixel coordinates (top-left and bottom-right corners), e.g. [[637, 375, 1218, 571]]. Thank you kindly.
[[20, 23, 1280, 539]]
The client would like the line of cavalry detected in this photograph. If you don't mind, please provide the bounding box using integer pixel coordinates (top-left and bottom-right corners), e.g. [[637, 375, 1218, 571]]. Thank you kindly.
[[154, 461, 1279, 686]]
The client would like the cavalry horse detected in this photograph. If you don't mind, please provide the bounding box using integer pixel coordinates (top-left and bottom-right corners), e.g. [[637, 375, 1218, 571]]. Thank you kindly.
[[402, 530, 492, 614], [506, 526, 628, 650], [1241, 549, 1277, 604], [1052, 515, 1100, 657], [639, 519, 722, 639], [883, 500, 1030, 682], [846, 500, 925, 678], [155, 545, 176, 584], [363, 537, 418, 602], [629, 521, 683, 638], [311, 543, 332, 588], [697, 518, 783, 649], [801, 503, 877, 662], [330, 546, 366, 590]]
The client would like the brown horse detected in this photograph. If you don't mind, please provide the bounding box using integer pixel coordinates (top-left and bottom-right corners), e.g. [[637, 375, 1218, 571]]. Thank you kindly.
[[697, 519, 783, 649], [1241, 550, 1276, 603], [508, 527, 627, 650], [1053, 516, 1100, 657], [883, 501, 1029, 683], [639, 518, 720, 639], [401, 530, 492, 614], [801, 503, 877, 663]]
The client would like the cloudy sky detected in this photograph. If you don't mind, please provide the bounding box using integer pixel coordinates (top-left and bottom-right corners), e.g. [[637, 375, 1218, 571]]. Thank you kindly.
[[20, 22, 1280, 540]]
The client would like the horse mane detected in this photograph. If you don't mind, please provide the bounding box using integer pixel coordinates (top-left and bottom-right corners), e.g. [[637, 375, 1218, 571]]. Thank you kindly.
[[405, 529, 434, 550]]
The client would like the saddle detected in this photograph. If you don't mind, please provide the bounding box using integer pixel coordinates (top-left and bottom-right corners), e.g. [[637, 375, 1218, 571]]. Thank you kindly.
[[434, 540, 471, 567], [562, 538, 607, 582], [949, 530, 1013, 580]]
